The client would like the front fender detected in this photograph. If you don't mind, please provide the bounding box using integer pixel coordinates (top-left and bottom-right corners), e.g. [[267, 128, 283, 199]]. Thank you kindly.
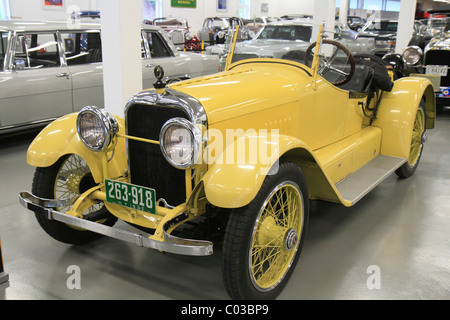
[[373, 77, 435, 159], [201, 132, 344, 208], [27, 113, 127, 183]]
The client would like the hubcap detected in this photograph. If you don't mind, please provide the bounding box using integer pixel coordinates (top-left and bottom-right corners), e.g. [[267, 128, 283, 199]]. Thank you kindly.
[[284, 228, 298, 251]]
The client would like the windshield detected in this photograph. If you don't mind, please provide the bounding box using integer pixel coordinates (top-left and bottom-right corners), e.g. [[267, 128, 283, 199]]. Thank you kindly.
[[365, 21, 398, 32], [204, 18, 229, 29], [430, 17, 450, 33], [256, 25, 312, 42]]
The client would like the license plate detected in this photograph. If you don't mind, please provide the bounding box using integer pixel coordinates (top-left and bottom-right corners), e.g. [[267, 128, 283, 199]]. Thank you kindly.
[[105, 179, 156, 214], [426, 65, 448, 77]]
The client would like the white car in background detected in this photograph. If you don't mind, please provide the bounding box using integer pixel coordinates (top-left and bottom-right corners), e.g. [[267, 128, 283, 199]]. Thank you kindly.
[[0, 20, 219, 134]]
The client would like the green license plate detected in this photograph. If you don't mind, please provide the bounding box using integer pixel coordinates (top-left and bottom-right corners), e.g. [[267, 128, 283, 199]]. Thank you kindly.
[[105, 179, 156, 214]]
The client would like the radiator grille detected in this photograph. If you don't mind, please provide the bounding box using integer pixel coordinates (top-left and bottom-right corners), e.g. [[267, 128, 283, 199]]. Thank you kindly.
[[424, 50, 450, 87], [126, 103, 189, 206]]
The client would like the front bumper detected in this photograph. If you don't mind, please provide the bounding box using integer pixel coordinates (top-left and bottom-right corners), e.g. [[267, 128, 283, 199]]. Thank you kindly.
[[19, 191, 213, 256]]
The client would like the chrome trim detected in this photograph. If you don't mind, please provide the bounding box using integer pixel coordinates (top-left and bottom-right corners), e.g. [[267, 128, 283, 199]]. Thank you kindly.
[[123, 88, 207, 185], [0, 117, 57, 131], [124, 88, 207, 127], [402, 45, 423, 66], [159, 117, 202, 169], [76, 106, 119, 152], [18, 191, 213, 256]]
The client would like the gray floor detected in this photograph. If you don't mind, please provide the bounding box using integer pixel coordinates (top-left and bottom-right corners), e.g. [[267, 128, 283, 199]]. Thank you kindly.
[[1, 109, 449, 300]]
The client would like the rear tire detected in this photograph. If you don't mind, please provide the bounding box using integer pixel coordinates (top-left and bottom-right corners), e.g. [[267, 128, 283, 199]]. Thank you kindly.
[[395, 100, 426, 178]]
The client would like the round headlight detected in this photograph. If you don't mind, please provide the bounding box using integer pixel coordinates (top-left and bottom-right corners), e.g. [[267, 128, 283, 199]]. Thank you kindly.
[[160, 118, 202, 169], [77, 106, 118, 151], [402, 46, 423, 66]]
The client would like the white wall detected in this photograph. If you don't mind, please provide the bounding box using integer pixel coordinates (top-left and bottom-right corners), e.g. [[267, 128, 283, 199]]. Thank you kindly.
[[8, 0, 319, 35], [161, 0, 316, 35], [9, 0, 97, 20]]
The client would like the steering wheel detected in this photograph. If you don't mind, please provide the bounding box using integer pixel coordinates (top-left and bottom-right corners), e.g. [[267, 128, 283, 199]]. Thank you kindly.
[[304, 39, 355, 86]]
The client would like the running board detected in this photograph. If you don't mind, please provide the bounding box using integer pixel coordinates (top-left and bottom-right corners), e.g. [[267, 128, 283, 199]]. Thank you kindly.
[[335, 155, 406, 205]]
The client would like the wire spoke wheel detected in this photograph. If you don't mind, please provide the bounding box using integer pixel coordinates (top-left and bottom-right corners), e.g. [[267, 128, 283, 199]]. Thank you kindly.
[[31, 154, 117, 245], [249, 182, 303, 291], [54, 154, 102, 215], [408, 107, 425, 166], [395, 101, 426, 178], [222, 161, 309, 300]]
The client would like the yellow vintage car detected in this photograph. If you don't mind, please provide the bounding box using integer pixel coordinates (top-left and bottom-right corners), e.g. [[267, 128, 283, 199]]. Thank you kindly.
[[19, 29, 435, 300]]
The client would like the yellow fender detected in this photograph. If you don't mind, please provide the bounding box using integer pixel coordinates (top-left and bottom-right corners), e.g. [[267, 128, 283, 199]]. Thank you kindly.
[[201, 132, 344, 209], [373, 77, 435, 159], [27, 113, 127, 183]]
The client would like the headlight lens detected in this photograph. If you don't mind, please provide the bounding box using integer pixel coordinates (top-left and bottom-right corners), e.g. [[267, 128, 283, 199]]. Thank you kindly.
[[160, 118, 202, 169], [402, 46, 423, 66], [77, 106, 118, 151]]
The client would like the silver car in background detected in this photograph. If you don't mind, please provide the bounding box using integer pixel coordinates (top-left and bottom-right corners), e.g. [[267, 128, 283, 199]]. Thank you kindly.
[[205, 20, 375, 67], [0, 21, 219, 134]]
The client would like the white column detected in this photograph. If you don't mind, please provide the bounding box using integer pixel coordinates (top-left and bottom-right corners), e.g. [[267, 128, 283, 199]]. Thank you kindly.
[[100, 0, 143, 117], [313, 0, 336, 41], [339, 0, 349, 27], [395, 0, 417, 54]]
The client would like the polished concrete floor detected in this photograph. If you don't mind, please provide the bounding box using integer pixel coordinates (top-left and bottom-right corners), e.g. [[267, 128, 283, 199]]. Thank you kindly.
[[1, 108, 449, 300]]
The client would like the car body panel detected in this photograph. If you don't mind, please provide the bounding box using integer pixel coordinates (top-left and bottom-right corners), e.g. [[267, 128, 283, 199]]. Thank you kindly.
[[0, 66, 73, 127]]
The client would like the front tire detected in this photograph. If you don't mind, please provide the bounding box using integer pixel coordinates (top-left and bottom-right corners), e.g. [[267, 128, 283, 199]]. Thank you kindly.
[[31, 154, 117, 245], [222, 161, 309, 300]]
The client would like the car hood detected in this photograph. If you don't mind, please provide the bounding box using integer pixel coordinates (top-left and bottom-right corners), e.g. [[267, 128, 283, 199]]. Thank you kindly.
[[208, 39, 311, 58], [167, 60, 311, 125]]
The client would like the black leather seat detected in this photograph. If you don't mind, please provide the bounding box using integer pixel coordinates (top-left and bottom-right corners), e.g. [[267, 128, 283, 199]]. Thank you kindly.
[[338, 64, 374, 93]]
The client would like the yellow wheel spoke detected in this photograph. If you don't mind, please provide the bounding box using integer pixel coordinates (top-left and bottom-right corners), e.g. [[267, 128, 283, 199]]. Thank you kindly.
[[250, 182, 304, 291]]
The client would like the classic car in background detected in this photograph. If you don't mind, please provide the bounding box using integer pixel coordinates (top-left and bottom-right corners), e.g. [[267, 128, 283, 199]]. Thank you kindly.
[[205, 20, 375, 67], [280, 14, 313, 20], [198, 16, 250, 45], [151, 17, 200, 51], [346, 15, 366, 31], [401, 4, 450, 101], [0, 20, 219, 135], [19, 26, 435, 300], [358, 19, 398, 56]]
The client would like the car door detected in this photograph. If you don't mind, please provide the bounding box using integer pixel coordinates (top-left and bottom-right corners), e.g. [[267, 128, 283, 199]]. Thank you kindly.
[[0, 31, 72, 128], [61, 30, 104, 111]]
